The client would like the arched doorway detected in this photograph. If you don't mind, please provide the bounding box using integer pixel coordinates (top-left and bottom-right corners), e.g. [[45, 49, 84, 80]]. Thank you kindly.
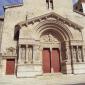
[[35, 20, 72, 73], [40, 30, 61, 73]]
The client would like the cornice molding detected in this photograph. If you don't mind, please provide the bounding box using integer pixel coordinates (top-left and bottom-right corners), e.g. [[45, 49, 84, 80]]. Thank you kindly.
[[17, 12, 83, 31]]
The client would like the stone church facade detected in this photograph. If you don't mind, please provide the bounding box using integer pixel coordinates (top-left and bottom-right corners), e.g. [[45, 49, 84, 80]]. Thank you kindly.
[[0, 0, 85, 77]]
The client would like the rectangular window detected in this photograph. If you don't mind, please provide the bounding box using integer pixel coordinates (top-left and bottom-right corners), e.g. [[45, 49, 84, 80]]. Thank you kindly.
[[46, 0, 53, 9], [46, 0, 49, 9], [50, 0, 53, 9]]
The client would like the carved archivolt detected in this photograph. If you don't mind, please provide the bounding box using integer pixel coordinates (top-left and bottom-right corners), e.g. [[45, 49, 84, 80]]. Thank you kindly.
[[35, 20, 73, 42]]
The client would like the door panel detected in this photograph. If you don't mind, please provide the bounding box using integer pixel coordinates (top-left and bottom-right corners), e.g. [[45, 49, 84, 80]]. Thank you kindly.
[[51, 48, 60, 72], [6, 59, 15, 75], [42, 48, 51, 73]]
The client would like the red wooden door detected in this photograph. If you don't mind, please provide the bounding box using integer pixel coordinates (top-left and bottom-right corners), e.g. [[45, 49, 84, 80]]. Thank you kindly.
[[42, 48, 51, 73], [6, 59, 15, 75], [51, 48, 60, 72]]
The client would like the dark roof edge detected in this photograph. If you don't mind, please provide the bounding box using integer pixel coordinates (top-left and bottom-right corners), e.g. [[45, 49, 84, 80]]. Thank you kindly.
[[73, 9, 85, 16], [0, 16, 4, 20], [4, 4, 23, 9]]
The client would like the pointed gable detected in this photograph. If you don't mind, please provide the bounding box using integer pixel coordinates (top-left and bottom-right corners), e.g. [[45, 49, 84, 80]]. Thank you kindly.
[[17, 12, 83, 31]]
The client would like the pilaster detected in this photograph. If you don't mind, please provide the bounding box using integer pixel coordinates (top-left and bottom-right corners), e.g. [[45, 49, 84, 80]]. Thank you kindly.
[[18, 45, 22, 64], [26, 45, 29, 63]]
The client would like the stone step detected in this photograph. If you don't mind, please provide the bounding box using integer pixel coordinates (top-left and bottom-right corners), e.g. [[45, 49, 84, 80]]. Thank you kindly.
[[17, 71, 42, 78], [17, 65, 42, 77]]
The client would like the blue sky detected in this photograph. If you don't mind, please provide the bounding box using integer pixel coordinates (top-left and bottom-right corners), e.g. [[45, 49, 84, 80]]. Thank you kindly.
[[0, 0, 79, 17], [0, 5, 4, 17], [0, 0, 23, 17], [72, 0, 78, 5]]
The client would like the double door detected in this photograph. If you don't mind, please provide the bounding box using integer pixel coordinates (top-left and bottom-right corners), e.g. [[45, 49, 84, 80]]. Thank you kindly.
[[43, 48, 60, 73]]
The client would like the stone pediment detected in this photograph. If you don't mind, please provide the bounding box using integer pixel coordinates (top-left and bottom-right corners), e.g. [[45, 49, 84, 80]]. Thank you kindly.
[[17, 12, 83, 31]]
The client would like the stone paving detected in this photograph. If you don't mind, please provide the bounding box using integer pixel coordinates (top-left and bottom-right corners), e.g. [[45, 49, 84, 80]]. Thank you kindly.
[[0, 73, 85, 85]]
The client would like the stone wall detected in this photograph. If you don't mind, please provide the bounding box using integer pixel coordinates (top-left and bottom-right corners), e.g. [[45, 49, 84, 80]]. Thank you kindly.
[[1, 0, 75, 54], [1, 0, 85, 75]]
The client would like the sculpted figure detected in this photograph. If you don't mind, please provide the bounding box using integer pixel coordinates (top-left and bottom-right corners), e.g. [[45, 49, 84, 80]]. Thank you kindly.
[[77, 48, 82, 62], [28, 47, 33, 63], [66, 48, 70, 61], [21, 47, 26, 63], [73, 47, 77, 62]]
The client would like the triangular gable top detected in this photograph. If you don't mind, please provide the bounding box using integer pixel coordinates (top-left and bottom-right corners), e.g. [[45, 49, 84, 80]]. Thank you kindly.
[[17, 12, 83, 30]]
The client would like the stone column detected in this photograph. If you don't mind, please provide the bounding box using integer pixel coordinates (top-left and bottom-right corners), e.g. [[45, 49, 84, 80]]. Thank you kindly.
[[81, 46, 83, 62], [18, 45, 22, 64], [76, 46, 79, 62], [82, 45, 85, 62], [26, 45, 28, 63], [83, 45, 85, 62]]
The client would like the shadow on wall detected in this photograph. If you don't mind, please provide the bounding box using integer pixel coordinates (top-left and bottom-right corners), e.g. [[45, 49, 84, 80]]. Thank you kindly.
[[61, 42, 67, 74], [65, 83, 85, 85], [14, 25, 21, 41]]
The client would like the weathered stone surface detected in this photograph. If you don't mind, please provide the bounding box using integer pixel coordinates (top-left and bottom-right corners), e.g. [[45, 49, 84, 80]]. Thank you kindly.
[[1, 0, 85, 76]]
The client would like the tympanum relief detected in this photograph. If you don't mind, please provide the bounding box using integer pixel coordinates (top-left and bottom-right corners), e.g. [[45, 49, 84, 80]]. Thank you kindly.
[[40, 34, 59, 42]]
